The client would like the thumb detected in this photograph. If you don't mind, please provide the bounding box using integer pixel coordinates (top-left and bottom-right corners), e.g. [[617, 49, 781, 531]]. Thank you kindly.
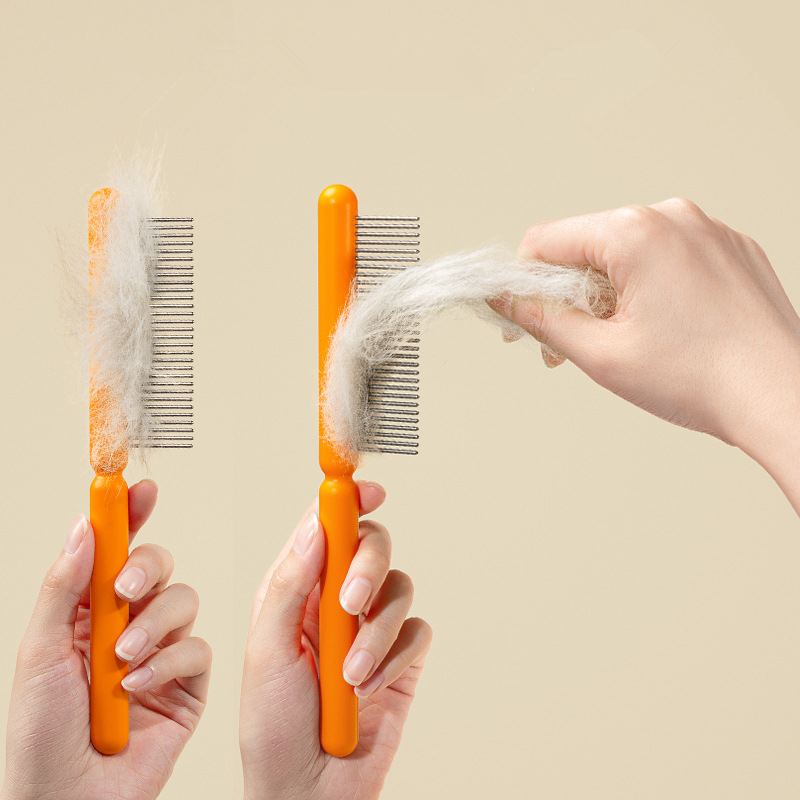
[[248, 512, 325, 671], [506, 298, 613, 373], [25, 515, 95, 655]]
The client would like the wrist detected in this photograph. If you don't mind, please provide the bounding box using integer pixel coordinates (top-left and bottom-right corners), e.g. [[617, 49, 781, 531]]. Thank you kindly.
[[741, 430, 800, 516], [731, 336, 800, 514]]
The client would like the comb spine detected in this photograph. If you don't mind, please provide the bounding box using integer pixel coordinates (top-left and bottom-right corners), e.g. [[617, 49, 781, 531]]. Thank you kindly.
[[87, 188, 130, 755], [318, 185, 361, 757]]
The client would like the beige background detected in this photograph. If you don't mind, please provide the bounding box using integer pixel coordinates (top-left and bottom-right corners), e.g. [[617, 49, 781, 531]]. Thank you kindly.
[[2, 1, 800, 797]]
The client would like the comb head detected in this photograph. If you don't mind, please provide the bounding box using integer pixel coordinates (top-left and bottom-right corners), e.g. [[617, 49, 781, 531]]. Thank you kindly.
[[139, 218, 194, 449], [355, 215, 420, 456], [325, 225, 619, 465], [89, 188, 128, 474], [88, 176, 193, 473]]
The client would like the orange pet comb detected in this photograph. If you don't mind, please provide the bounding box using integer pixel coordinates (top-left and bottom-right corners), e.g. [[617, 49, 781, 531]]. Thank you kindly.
[[88, 187, 194, 754], [88, 188, 130, 756], [318, 185, 420, 756]]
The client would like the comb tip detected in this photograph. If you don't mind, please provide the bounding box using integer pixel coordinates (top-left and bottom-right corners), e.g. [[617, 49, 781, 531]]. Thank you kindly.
[[88, 187, 118, 209], [319, 184, 357, 207]]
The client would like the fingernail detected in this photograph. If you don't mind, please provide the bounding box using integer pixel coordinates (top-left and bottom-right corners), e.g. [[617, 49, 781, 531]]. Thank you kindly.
[[121, 665, 153, 691], [115, 627, 149, 662], [541, 343, 563, 369], [492, 292, 511, 317], [115, 566, 147, 600], [355, 670, 384, 698], [363, 481, 384, 491], [502, 325, 523, 343], [340, 577, 372, 615], [344, 650, 375, 686], [293, 513, 319, 555], [64, 515, 88, 554]]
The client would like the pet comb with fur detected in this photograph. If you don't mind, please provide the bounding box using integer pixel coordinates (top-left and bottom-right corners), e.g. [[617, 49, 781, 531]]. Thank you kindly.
[[318, 185, 420, 757], [88, 186, 193, 755]]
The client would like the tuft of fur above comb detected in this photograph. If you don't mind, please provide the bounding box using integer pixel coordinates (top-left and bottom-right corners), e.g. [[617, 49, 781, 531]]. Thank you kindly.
[[89, 168, 162, 472], [322, 246, 616, 461]]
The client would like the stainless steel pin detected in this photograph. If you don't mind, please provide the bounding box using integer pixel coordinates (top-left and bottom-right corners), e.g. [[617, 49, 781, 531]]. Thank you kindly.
[[144, 217, 195, 448], [355, 212, 420, 455]]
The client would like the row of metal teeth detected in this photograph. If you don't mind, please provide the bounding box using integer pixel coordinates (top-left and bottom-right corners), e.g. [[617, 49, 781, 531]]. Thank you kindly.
[[135, 218, 194, 448], [356, 215, 419, 456]]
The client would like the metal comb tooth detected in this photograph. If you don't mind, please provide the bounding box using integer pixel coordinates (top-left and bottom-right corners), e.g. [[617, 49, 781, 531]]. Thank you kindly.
[[356, 214, 420, 456], [135, 217, 194, 448]]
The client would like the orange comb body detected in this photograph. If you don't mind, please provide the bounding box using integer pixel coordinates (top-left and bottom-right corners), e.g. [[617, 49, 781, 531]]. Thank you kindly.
[[88, 188, 130, 755], [318, 184, 361, 757]]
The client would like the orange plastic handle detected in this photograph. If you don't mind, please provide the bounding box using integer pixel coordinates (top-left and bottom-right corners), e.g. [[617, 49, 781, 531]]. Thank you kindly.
[[318, 184, 360, 757], [89, 472, 130, 754]]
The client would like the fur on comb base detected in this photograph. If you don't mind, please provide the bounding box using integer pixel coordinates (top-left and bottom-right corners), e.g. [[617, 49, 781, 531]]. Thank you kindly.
[[89, 168, 162, 472]]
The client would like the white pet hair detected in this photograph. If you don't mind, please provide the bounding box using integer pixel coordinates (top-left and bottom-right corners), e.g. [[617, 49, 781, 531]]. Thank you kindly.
[[323, 246, 616, 461], [88, 163, 163, 472]]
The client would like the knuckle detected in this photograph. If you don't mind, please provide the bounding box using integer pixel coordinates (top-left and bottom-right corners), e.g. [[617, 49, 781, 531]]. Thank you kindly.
[[527, 300, 546, 332], [129, 542, 154, 560], [359, 520, 392, 559], [388, 569, 414, 597], [16, 639, 40, 672], [130, 543, 174, 573], [360, 554, 392, 588], [191, 636, 213, 666], [661, 198, 714, 234], [513, 298, 546, 340], [407, 616, 434, 643], [174, 582, 200, 610], [614, 205, 659, 242], [739, 232, 768, 261], [664, 196, 702, 216], [41, 566, 63, 594], [521, 222, 547, 249], [612, 205, 666, 259], [155, 545, 176, 574], [267, 562, 294, 596], [737, 231, 755, 248], [359, 518, 389, 539], [364, 612, 395, 641], [615, 204, 653, 228]]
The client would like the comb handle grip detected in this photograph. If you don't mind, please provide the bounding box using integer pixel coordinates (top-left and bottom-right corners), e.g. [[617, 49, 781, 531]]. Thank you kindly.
[[89, 472, 129, 754], [319, 475, 360, 757]]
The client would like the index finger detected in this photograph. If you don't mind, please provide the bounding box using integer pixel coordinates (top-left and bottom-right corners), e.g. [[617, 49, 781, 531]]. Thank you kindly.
[[358, 481, 386, 516], [517, 206, 644, 293], [129, 479, 158, 542]]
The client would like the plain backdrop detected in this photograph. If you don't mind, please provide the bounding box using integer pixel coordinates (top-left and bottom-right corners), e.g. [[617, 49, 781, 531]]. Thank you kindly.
[[2, 1, 800, 798]]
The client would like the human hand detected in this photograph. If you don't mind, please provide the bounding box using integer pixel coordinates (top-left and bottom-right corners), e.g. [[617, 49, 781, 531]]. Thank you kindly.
[[1, 480, 212, 800], [240, 482, 432, 800], [493, 199, 800, 484]]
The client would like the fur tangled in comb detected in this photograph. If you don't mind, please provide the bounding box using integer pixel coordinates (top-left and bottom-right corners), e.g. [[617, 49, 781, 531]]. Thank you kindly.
[[88, 168, 162, 472], [322, 246, 617, 461]]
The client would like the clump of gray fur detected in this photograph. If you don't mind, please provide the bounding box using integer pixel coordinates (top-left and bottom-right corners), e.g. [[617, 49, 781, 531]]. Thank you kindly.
[[89, 167, 162, 471], [61, 159, 163, 472], [323, 246, 616, 461]]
